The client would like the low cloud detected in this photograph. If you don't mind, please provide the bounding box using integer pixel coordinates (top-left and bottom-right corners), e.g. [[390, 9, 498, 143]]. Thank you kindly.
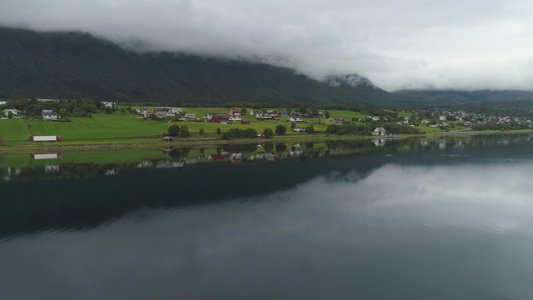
[[2, 0, 533, 91]]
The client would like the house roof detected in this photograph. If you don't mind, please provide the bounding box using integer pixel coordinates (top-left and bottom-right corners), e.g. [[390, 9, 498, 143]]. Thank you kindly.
[[212, 114, 229, 118]]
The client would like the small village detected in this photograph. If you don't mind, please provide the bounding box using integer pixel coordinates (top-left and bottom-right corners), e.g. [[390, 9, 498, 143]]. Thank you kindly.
[[2, 98, 533, 143]]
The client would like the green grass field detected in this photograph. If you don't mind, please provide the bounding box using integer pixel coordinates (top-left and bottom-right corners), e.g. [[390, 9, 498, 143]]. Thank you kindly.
[[30, 114, 169, 140], [327, 110, 369, 120], [0, 119, 32, 141]]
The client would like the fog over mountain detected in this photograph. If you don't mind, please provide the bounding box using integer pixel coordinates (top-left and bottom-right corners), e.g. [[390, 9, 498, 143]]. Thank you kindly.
[[2, 0, 533, 92]]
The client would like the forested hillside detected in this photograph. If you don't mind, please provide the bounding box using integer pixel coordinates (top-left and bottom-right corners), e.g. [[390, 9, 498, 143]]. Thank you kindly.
[[0, 27, 397, 106]]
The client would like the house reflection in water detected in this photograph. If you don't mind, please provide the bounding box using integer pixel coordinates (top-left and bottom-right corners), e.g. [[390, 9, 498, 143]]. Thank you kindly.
[[373, 139, 386, 147]]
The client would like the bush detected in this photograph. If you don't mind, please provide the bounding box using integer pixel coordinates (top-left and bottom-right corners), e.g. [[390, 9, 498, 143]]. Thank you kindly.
[[180, 125, 190, 137], [275, 125, 287, 135], [305, 125, 314, 134], [263, 128, 274, 139], [275, 143, 287, 152], [168, 125, 180, 136], [263, 142, 274, 152]]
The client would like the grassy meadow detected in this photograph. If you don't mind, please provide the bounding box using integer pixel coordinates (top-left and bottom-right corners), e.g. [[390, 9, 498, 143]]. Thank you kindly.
[[0, 119, 32, 141], [30, 114, 170, 140]]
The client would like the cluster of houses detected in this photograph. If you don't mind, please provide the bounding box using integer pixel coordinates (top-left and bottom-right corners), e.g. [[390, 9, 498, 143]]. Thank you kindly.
[[194, 108, 326, 125], [410, 109, 533, 128], [1, 99, 118, 120], [136, 106, 200, 121], [204, 109, 245, 123], [250, 110, 324, 120], [203, 109, 246, 124]]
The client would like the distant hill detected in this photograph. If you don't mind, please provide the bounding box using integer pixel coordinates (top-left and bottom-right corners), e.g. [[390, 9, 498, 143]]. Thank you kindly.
[[0, 27, 398, 106], [393, 89, 533, 106]]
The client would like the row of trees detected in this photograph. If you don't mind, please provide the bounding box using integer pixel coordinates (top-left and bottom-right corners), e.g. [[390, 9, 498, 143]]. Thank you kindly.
[[167, 125, 191, 137], [222, 128, 259, 140], [164, 123, 320, 141]]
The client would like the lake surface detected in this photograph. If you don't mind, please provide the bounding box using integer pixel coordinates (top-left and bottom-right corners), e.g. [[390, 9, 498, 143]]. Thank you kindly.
[[2, 135, 533, 299]]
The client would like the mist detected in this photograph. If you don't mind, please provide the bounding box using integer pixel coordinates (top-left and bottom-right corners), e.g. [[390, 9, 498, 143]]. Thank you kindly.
[[2, 0, 533, 91]]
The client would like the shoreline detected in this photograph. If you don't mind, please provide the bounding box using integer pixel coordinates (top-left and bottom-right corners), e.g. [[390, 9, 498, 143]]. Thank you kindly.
[[1, 129, 532, 154]]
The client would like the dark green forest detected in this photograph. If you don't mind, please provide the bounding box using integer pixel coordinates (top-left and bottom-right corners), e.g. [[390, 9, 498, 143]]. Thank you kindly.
[[0, 27, 396, 106]]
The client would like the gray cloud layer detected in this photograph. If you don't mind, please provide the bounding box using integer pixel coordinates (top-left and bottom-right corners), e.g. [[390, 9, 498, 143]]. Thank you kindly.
[[2, 0, 533, 91]]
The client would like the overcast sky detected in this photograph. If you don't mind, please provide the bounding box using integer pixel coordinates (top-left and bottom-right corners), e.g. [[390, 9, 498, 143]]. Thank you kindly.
[[2, 0, 533, 91]]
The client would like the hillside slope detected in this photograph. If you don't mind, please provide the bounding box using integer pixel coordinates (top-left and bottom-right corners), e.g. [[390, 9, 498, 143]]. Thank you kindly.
[[393, 89, 533, 106], [0, 27, 397, 106]]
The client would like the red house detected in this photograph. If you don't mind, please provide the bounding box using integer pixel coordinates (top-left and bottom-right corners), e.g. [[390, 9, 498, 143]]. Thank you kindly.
[[309, 112, 324, 118], [211, 114, 230, 123], [229, 108, 241, 116], [266, 110, 278, 117]]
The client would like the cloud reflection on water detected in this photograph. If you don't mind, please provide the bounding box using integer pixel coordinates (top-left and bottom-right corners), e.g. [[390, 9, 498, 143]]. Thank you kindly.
[[2, 161, 533, 299]]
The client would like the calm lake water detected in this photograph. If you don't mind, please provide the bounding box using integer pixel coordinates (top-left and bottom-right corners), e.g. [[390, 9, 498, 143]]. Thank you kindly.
[[1, 135, 533, 299]]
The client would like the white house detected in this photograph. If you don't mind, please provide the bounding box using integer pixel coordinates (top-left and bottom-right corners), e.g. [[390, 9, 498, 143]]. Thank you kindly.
[[439, 116, 447, 121], [43, 111, 58, 120], [155, 111, 168, 118], [372, 127, 386, 136], [170, 107, 183, 114], [136, 108, 150, 114], [3, 109, 18, 116], [256, 113, 272, 119], [102, 101, 117, 109], [0, 100, 7, 106], [184, 113, 197, 120], [142, 110, 153, 118]]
